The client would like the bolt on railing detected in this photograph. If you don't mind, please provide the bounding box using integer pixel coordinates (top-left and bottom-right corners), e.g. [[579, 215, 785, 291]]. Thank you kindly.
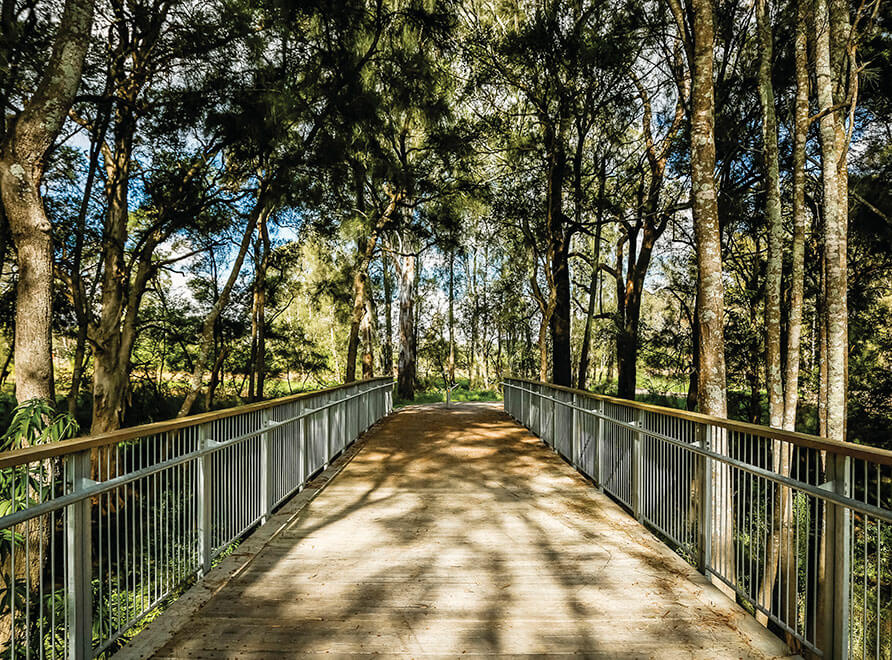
[[502, 377, 892, 660], [0, 377, 393, 659]]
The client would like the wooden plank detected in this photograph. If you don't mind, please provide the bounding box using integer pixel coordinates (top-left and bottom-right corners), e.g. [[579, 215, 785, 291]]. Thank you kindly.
[[143, 403, 799, 659]]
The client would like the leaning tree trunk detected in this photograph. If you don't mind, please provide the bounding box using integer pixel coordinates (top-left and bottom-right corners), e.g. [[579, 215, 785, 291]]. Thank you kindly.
[[178, 202, 264, 417]]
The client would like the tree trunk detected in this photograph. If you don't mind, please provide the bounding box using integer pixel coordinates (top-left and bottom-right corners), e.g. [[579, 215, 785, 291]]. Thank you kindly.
[[538, 316, 549, 382], [687, 291, 700, 411], [204, 345, 227, 411], [616, 311, 640, 399], [252, 212, 271, 400], [577, 261, 598, 391], [545, 117, 572, 387], [815, 0, 851, 648], [382, 252, 393, 375], [448, 252, 455, 384], [815, 0, 847, 445], [346, 237, 372, 382], [360, 280, 376, 378], [396, 249, 417, 400], [550, 236, 572, 387], [689, 0, 734, 598], [178, 201, 264, 417], [0, 0, 92, 406], [755, 0, 805, 633], [758, 0, 784, 431], [91, 119, 137, 434], [67, 307, 88, 417]]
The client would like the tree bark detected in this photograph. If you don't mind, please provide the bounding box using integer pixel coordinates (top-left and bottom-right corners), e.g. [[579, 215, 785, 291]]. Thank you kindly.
[[0, 0, 93, 404], [252, 211, 271, 400], [346, 236, 374, 382], [360, 277, 376, 378], [815, 0, 848, 445], [448, 251, 455, 384], [687, 0, 734, 598], [755, 0, 806, 633], [815, 0, 853, 648], [382, 252, 393, 375], [395, 246, 417, 400], [346, 197, 395, 382], [758, 0, 784, 432], [689, 0, 728, 420], [544, 117, 572, 387]]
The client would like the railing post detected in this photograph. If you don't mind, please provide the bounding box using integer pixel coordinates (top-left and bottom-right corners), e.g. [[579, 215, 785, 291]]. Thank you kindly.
[[631, 409, 644, 521], [696, 422, 712, 576], [571, 393, 579, 468], [594, 400, 603, 487], [197, 423, 214, 576], [819, 451, 850, 658], [324, 393, 332, 468], [259, 410, 273, 524], [65, 449, 92, 660], [359, 383, 370, 433], [299, 408, 308, 489]]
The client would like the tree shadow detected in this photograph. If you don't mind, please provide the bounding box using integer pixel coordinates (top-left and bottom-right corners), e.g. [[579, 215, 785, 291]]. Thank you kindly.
[[153, 403, 792, 658]]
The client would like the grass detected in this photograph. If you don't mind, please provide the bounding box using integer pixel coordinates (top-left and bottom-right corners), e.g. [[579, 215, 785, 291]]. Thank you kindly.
[[394, 386, 502, 409]]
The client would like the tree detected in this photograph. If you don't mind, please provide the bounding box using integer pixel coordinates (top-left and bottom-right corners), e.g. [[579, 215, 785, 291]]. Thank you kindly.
[[0, 0, 93, 404], [465, 0, 640, 386]]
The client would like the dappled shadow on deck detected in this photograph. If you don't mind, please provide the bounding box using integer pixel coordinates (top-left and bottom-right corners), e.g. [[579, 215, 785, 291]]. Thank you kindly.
[[152, 403, 793, 658]]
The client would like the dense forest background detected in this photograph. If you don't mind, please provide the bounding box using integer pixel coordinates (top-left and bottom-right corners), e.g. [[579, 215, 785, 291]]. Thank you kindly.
[[0, 0, 889, 451]]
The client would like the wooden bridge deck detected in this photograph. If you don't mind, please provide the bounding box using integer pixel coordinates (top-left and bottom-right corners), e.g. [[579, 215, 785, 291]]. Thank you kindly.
[[144, 402, 795, 658]]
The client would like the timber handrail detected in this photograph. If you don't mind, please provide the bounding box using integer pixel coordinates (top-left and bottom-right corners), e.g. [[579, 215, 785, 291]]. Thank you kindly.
[[504, 376, 892, 466], [0, 376, 394, 469]]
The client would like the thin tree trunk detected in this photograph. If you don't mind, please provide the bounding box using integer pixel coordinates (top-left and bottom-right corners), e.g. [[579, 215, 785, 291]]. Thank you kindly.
[[396, 249, 417, 400], [757, 0, 808, 633], [755, 0, 786, 614], [758, 0, 784, 432], [253, 212, 271, 400], [577, 256, 598, 391], [382, 252, 393, 375], [577, 167, 606, 391], [448, 252, 455, 384], [815, 0, 847, 445], [545, 116, 572, 387], [204, 345, 228, 411]]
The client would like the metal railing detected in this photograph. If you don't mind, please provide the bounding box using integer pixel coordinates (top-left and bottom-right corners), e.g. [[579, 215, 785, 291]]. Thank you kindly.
[[502, 377, 892, 660], [0, 377, 393, 658]]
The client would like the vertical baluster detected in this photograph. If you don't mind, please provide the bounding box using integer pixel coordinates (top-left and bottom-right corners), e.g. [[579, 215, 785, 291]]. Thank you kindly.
[[65, 450, 92, 660]]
